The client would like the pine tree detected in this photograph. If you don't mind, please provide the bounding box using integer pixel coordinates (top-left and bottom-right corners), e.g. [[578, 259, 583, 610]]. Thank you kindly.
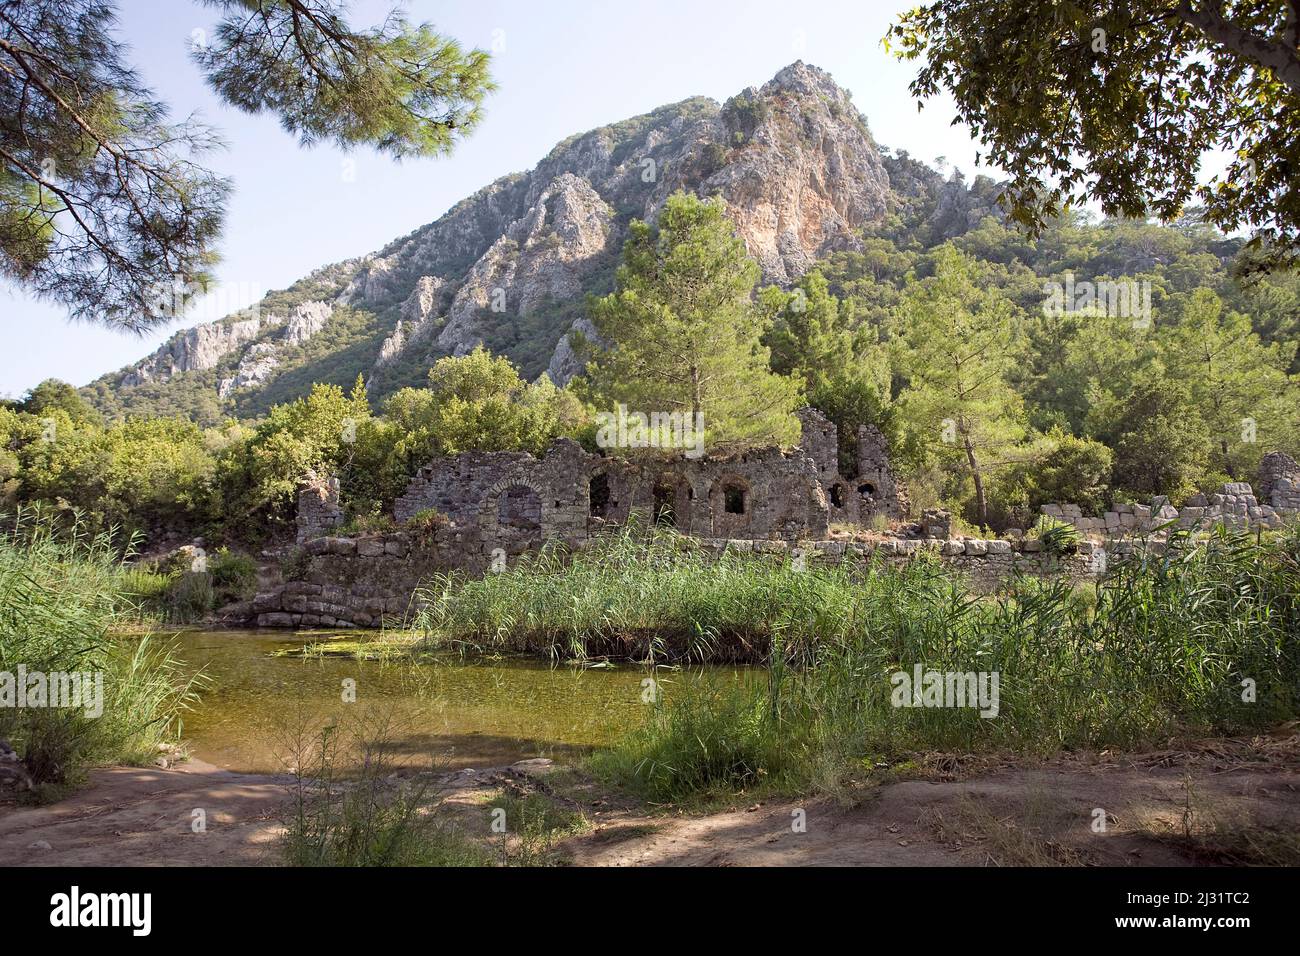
[[897, 246, 1028, 527], [1160, 288, 1295, 480], [581, 192, 801, 454], [0, 1, 493, 327]]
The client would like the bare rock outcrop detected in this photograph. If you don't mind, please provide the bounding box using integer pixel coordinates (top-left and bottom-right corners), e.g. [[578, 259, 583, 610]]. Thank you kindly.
[[218, 342, 279, 398], [101, 62, 912, 408], [281, 301, 333, 346], [544, 316, 600, 386], [435, 173, 614, 356], [703, 61, 890, 285], [122, 314, 274, 386]]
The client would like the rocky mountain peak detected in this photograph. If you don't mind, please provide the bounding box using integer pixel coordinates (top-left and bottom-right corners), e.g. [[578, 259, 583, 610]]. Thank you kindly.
[[765, 60, 851, 102], [90, 64, 984, 421]]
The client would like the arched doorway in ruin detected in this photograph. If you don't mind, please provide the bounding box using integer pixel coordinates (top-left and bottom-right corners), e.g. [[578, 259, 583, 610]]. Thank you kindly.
[[481, 477, 546, 543], [651, 473, 692, 530], [709, 474, 753, 537]]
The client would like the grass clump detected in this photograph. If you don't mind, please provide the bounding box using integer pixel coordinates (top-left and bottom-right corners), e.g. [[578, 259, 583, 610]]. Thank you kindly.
[[410, 525, 890, 663], [0, 508, 203, 796], [589, 682, 780, 803], [483, 790, 589, 866], [280, 708, 492, 867]]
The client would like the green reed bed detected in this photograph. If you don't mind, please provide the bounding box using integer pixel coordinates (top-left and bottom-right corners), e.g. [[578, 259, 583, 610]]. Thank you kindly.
[[411, 527, 881, 662], [0, 509, 203, 793], [411, 525, 1300, 801]]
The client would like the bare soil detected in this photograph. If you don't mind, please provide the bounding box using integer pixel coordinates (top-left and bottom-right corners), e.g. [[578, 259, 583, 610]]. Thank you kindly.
[[2, 728, 1297, 867]]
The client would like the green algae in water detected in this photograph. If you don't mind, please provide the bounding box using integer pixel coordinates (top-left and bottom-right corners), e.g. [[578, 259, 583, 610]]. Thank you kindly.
[[167, 630, 750, 774]]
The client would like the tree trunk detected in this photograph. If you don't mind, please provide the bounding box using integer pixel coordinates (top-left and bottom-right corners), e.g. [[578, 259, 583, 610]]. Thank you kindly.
[[963, 433, 987, 529], [690, 364, 702, 424]]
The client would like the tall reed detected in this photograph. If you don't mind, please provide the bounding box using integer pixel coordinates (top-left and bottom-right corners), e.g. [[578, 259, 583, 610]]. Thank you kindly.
[[0, 507, 203, 792], [408, 524, 1299, 800]]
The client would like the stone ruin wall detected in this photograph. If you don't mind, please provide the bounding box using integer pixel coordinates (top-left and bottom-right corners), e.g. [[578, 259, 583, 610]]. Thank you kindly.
[[246, 408, 921, 628], [247, 413, 1098, 630], [1258, 451, 1300, 513], [248, 527, 1104, 629], [390, 407, 907, 553], [794, 407, 908, 526], [1040, 451, 1300, 538], [245, 419, 1298, 631], [295, 474, 343, 544]]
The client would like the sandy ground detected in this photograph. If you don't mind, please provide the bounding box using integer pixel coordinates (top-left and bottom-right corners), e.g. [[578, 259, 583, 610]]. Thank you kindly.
[[2, 730, 1298, 867], [561, 763, 1295, 866], [0, 760, 286, 866]]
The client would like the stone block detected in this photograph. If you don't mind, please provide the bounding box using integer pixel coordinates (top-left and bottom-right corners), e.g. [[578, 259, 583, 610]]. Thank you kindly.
[[356, 537, 385, 558]]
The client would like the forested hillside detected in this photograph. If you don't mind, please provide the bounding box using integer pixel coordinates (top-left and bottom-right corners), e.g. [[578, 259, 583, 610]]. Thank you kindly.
[[3, 63, 1296, 545]]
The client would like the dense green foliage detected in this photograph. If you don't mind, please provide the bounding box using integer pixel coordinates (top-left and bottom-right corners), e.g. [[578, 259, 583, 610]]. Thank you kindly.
[[195, 0, 494, 160], [0, 513, 202, 793], [4, 348, 588, 545], [888, 0, 1300, 263], [810, 210, 1300, 526], [10, 205, 1300, 543]]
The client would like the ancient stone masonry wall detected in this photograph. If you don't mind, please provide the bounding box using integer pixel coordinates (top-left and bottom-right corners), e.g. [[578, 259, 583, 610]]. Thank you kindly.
[[1258, 452, 1300, 513], [855, 423, 909, 520], [254, 523, 482, 628], [265, 408, 923, 627], [1040, 463, 1300, 539], [249, 527, 1106, 628], [791, 407, 908, 526], [295, 475, 343, 544], [394, 435, 834, 550]]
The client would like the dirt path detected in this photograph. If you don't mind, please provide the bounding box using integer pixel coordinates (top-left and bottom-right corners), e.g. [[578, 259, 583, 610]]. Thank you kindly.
[[0, 760, 286, 866], [3, 731, 1297, 867], [562, 732, 1300, 866]]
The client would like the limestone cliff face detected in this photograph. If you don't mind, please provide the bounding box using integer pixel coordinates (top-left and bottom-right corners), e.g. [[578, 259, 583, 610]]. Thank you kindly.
[[96, 63, 977, 416], [122, 315, 273, 387], [434, 173, 614, 357], [355, 61, 890, 382], [281, 301, 333, 346], [121, 299, 334, 392], [218, 342, 279, 397], [702, 62, 890, 284]]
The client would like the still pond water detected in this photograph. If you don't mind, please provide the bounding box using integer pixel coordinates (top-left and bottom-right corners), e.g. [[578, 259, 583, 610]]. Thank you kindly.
[[173, 630, 747, 773]]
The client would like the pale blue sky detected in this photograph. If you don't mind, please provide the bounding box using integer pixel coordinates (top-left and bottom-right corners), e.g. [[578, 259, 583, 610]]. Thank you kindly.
[[0, 0, 1004, 396]]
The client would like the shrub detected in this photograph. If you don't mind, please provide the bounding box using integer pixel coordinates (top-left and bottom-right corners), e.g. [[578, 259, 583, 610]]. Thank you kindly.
[[990, 432, 1113, 528], [1031, 515, 1082, 556], [209, 548, 257, 604], [403, 508, 448, 538], [280, 709, 492, 867]]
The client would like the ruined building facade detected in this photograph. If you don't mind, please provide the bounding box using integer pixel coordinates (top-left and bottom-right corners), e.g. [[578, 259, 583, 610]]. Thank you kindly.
[[382, 407, 907, 552]]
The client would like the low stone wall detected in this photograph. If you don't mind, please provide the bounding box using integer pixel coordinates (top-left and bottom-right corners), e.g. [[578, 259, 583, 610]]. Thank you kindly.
[[1041, 481, 1294, 537], [766, 536, 1104, 591], [246, 527, 1105, 629], [252, 523, 489, 628], [1040, 457, 1300, 539]]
